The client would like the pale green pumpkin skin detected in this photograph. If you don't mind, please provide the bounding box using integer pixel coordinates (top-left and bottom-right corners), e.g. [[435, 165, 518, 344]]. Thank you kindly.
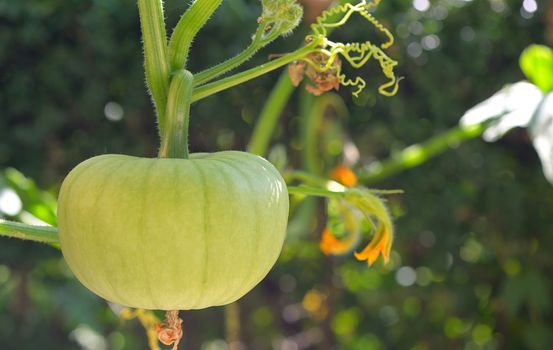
[[58, 151, 289, 310]]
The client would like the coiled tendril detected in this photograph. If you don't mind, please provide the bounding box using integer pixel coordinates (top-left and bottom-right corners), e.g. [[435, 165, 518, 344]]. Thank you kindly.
[[293, 0, 402, 97]]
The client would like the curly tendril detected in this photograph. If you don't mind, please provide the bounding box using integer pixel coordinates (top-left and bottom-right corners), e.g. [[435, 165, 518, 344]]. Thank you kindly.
[[291, 0, 402, 97]]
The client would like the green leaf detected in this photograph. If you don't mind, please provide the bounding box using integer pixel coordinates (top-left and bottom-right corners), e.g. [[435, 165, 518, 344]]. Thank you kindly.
[[2, 168, 57, 225], [520, 44, 553, 93]]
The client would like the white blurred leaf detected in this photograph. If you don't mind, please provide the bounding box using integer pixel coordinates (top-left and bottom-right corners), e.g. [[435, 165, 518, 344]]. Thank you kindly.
[[460, 80, 553, 185], [529, 93, 553, 184], [460, 81, 543, 141]]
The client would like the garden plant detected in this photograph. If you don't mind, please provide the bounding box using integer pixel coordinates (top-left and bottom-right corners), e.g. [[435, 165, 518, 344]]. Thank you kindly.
[[1, 0, 552, 349]]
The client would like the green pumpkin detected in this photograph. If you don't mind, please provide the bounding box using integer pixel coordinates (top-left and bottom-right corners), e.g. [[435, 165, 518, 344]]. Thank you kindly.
[[58, 151, 289, 310]]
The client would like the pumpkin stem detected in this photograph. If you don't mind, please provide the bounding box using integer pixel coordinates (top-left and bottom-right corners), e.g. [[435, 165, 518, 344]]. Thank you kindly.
[[159, 70, 194, 159], [155, 310, 183, 350]]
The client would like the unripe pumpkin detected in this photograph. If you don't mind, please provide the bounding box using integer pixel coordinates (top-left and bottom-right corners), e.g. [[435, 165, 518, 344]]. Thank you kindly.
[[58, 151, 289, 310]]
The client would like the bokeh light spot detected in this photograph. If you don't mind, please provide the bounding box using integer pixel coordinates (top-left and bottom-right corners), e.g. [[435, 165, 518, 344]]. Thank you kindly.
[[523, 0, 537, 13], [396, 266, 417, 286], [422, 34, 440, 50], [379, 305, 399, 326], [0, 188, 22, 216], [502, 258, 521, 276], [460, 237, 483, 263], [0, 265, 10, 285], [403, 296, 421, 317], [419, 230, 436, 247], [472, 324, 492, 345], [416, 266, 433, 286], [104, 101, 124, 121], [413, 0, 430, 12]]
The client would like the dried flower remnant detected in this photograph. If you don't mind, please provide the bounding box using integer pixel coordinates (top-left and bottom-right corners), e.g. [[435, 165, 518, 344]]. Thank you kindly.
[[155, 310, 183, 350], [289, 52, 342, 95]]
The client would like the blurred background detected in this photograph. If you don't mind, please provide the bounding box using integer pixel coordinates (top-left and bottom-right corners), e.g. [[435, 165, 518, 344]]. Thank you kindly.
[[1, 0, 553, 349]]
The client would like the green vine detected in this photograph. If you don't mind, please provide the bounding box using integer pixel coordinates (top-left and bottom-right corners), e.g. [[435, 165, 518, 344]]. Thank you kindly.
[[248, 73, 295, 156], [193, 0, 303, 87], [0, 219, 59, 244], [191, 42, 318, 102], [168, 0, 224, 72], [359, 123, 486, 184], [302, 92, 349, 175]]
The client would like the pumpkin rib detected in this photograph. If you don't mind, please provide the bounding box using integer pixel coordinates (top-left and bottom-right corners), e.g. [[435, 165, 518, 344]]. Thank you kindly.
[[112, 157, 154, 307], [168, 159, 184, 306], [60, 156, 113, 289], [138, 159, 162, 310], [109, 158, 151, 308], [237, 157, 287, 289], [200, 161, 240, 304], [211, 157, 262, 303], [244, 157, 288, 283], [188, 160, 209, 308], [90, 159, 132, 305], [209, 158, 257, 304], [66, 157, 124, 299], [172, 162, 204, 309]]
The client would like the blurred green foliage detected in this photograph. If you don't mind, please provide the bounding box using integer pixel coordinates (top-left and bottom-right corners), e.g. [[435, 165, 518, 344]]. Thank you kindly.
[[1, 0, 553, 349], [520, 44, 553, 92]]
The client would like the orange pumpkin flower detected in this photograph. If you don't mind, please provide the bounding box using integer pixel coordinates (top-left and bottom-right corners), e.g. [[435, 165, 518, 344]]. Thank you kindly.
[[353, 222, 392, 266], [345, 189, 394, 266], [319, 189, 394, 267], [330, 164, 358, 187], [320, 228, 359, 256]]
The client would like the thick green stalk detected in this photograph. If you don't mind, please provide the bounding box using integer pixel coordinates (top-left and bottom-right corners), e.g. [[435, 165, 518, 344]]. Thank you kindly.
[[137, 0, 170, 131], [0, 219, 59, 244], [168, 0, 223, 71], [359, 123, 486, 184], [159, 70, 194, 159], [192, 42, 318, 102], [248, 73, 295, 156]]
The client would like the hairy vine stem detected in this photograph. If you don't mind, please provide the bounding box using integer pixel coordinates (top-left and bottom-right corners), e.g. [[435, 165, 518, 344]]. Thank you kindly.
[[192, 41, 319, 102], [193, 24, 278, 87], [0, 219, 59, 244], [168, 0, 224, 72]]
